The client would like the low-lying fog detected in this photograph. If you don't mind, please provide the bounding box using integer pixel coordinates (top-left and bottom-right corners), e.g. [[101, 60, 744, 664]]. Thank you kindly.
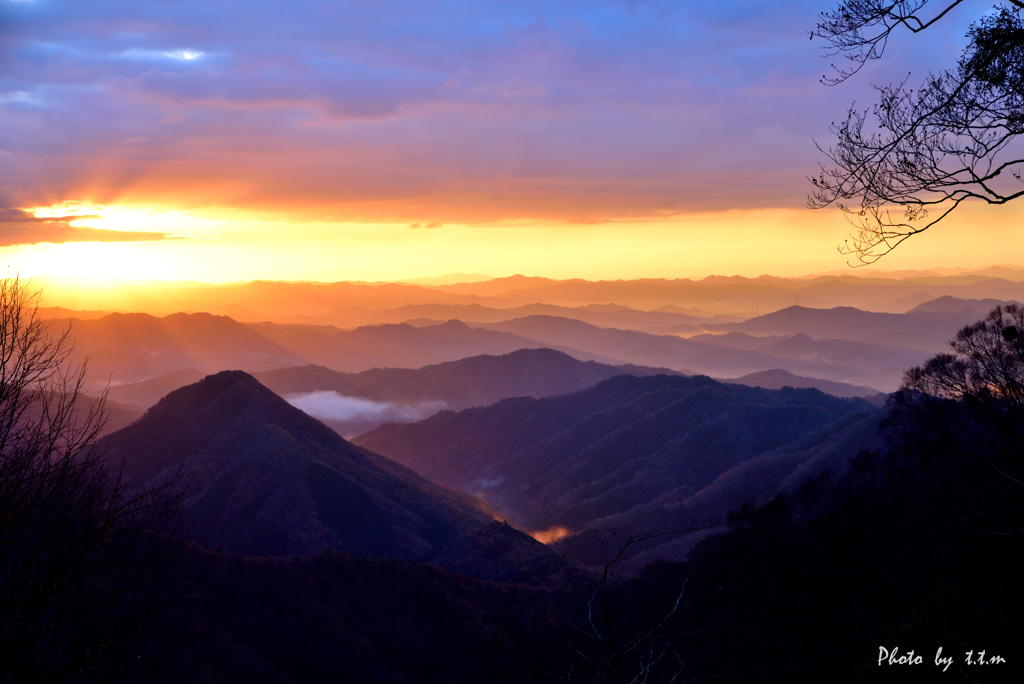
[[284, 391, 446, 437]]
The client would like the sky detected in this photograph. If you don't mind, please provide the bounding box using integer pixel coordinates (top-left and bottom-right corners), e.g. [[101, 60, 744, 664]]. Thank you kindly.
[[1, 0, 1022, 283]]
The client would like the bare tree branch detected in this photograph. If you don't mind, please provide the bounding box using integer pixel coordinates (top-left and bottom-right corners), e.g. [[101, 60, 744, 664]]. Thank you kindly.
[[810, 2, 1024, 263], [0, 275, 183, 681]]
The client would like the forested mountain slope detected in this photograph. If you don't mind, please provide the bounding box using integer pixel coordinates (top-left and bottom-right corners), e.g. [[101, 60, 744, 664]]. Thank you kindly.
[[99, 371, 491, 558], [357, 375, 883, 545]]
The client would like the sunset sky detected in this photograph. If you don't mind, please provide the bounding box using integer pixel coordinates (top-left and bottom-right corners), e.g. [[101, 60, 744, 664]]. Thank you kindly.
[[2, 0, 1022, 283]]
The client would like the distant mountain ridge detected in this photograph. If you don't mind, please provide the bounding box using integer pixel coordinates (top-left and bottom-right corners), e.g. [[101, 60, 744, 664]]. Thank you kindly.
[[105, 368, 206, 407], [480, 315, 701, 368], [70, 294, 1023, 403], [38, 270, 1024, 328], [480, 315, 922, 390], [907, 295, 1019, 314], [248, 318, 540, 371], [64, 311, 308, 388], [258, 347, 678, 408], [331, 301, 703, 334], [728, 368, 884, 399], [105, 349, 681, 436], [99, 371, 491, 559], [701, 304, 988, 350]]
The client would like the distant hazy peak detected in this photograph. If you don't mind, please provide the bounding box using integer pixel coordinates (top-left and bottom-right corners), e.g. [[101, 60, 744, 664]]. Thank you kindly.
[[908, 295, 1017, 314]]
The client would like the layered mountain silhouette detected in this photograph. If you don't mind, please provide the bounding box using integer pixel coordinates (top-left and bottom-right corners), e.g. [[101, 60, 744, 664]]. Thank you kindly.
[[98, 371, 491, 559], [41, 270, 1024, 324], [108, 349, 678, 436], [357, 375, 883, 548], [97, 397, 145, 435], [258, 348, 674, 409], [478, 315, 924, 390], [105, 368, 206, 408], [479, 315, 699, 368], [259, 348, 679, 436], [907, 295, 1020, 315], [72, 298, 1005, 399], [701, 304, 988, 351], [728, 368, 884, 400], [27, 272, 1024, 682], [248, 319, 538, 371], [65, 312, 307, 387], [342, 301, 703, 334]]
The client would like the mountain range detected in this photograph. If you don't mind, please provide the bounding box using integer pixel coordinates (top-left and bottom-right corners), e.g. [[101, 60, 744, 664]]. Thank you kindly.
[[39, 269, 1024, 326], [105, 348, 678, 436], [259, 348, 678, 436], [356, 374, 884, 566], [69, 290, 1021, 398], [702, 304, 988, 351], [258, 347, 674, 406], [98, 363, 885, 570], [248, 318, 539, 372], [20, 271, 1024, 681], [61, 312, 305, 390]]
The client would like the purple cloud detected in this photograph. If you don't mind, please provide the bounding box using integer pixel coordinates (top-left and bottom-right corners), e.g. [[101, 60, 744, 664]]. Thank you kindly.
[[0, 0, 978, 225]]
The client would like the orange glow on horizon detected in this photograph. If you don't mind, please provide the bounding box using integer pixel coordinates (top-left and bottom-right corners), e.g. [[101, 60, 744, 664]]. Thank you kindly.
[[7, 202, 1024, 287]]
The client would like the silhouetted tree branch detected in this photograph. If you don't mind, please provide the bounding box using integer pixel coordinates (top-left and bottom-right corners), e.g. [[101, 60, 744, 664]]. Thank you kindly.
[[809, 1, 1024, 263], [0, 276, 183, 682]]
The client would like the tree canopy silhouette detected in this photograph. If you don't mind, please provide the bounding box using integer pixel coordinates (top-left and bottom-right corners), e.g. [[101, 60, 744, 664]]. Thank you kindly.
[[892, 303, 1024, 491], [810, 1, 1024, 263]]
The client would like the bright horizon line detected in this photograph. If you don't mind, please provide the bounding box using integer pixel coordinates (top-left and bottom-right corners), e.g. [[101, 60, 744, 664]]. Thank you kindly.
[[8, 202, 1024, 285], [24, 262, 1024, 289]]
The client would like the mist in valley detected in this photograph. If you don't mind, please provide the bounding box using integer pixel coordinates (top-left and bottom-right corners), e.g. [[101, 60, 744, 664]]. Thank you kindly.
[[283, 391, 446, 437]]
